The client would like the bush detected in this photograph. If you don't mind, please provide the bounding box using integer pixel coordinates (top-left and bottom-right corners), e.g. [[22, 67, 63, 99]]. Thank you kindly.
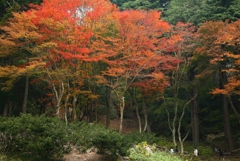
[[124, 132, 157, 145], [0, 154, 22, 161], [68, 122, 132, 159], [196, 145, 213, 156], [129, 142, 184, 161], [184, 144, 213, 157], [61, 122, 177, 160], [0, 114, 69, 161]]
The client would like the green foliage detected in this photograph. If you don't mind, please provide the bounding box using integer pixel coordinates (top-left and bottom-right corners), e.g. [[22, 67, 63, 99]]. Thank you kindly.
[[124, 132, 157, 144], [184, 143, 213, 157], [0, 154, 22, 161], [68, 122, 157, 159], [133, 142, 156, 155], [0, 115, 160, 160], [163, 0, 240, 26], [111, 0, 168, 11], [129, 142, 184, 161], [155, 136, 174, 149], [0, 114, 69, 161], [68, 121, 132, 158], [197, 145, 213, 156]]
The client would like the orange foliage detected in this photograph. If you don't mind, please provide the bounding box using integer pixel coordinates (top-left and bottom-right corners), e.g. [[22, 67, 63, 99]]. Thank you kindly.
[[195, 20, 240, 95], [0, 0, 183, 113], [90, 9, 179, 98]]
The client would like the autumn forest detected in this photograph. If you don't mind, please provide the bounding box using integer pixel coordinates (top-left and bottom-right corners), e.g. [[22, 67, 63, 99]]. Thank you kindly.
[[0, 0, 240, 160]]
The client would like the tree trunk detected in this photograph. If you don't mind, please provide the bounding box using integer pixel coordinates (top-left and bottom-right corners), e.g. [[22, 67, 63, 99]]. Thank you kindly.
[[223, 95, 234, 151], [9, 103, 12, 116], [22, 75, 29, 114], [106, 85, 111, 127], [64, 92, 70, 125], [221, 72, 234, 151], [142, 97, 151, 133], [54, 81, 64, 118], [191, 89, 199, 143], [128, 88, 142, 133], [165, 95, 177, 147], [72, 95, 78, 121], [172, 95, 178, 147], [3, 101, 11, 117], [136, 104, 142, 133], [119, 96, 125, 133], [178, 92, 197, 154]]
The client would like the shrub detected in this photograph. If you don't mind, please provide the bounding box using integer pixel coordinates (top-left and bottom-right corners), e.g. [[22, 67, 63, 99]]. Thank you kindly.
[[68, 122, 132, 159], [129, 142, 184, 161], [184, 144, 213, 157], [124, 132, 157, 145], [0, 114, 69, 161], [156, 136, 174, 150], [196, 145, 213, 156], [0, 154, 22, 161]]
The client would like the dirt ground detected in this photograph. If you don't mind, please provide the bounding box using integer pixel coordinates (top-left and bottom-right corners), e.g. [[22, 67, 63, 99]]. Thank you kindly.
[[64, 149, 112, 161]]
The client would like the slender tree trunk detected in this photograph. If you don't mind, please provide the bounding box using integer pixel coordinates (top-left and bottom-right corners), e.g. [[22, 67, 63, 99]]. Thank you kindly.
[[64, 93, 70, 125], [136, 105, 141, 133], [64, 80, 70, 124], [223, 95, 234, 151], [191, 89, 199, 143], [22, 75, 29, 114], [178, 93, 197, 154], [142, 98, 149, 132], [3, 101, 9, 117], [128, 88, 142, 133], [166, 96, 177, 147], [9, 103, 12, 116], [172, 93, 178, 147], [89, 99, 94, 122], [119, 96, 125, 133], [227, 96, 240, 123], [106, 85, 111, 127], [221, 72, 234, 151], [54, 81, 64, 118], [72, 95, 77, 121]]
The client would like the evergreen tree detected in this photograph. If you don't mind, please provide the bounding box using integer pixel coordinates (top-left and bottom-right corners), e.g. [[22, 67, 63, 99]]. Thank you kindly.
[[162, 0, 240, 26], [111, 0, 169, 11]]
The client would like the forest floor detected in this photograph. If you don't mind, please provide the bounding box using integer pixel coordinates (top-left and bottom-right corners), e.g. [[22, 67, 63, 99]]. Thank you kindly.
[[64, 148, 113, 161]]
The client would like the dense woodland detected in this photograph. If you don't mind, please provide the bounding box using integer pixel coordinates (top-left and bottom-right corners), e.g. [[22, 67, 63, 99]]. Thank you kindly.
[[0, 0, 240, 158]]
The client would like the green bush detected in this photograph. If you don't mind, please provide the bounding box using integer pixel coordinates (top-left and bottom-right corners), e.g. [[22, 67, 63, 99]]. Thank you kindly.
[[67, 122, 176, 160], [2, 115, 208, 161], [0, 114, 69, 161], [68, 122, 132, 159], [0, 154, 22, 161], [156, 136, 174, 149], [196, 145, 213, 156], [129, 142, 184, 161], [184, 144, 213, 157], [124, 132, 157, 145]]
